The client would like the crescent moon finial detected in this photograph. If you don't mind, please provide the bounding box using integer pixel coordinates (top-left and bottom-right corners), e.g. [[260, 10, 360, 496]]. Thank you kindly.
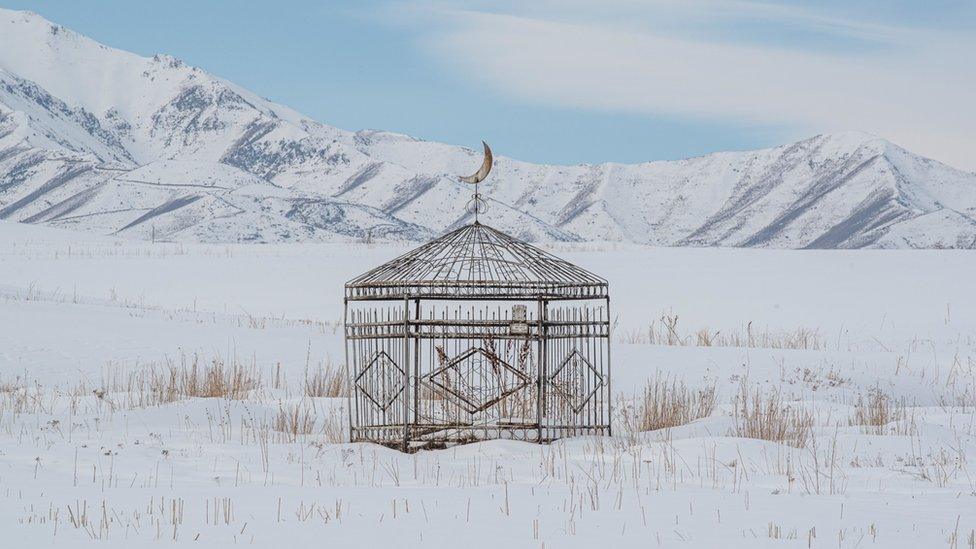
[[459, 141, 493, 184]]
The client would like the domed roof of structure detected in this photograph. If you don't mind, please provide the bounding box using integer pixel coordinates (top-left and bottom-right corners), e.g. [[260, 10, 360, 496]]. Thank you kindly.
[[345, 222, 608, 301]]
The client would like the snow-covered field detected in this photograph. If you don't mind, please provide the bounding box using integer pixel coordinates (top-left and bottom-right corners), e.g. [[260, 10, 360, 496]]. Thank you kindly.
[[2, 220, 976, 547]]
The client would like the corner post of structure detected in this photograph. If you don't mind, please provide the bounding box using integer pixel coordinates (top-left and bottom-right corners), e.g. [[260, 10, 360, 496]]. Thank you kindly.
[[536, 297, 548, 443], [402, 295, 411, 452], [343, 295, 354, 443], [605, 295, 612, 437], [413, 298, 421, 431]]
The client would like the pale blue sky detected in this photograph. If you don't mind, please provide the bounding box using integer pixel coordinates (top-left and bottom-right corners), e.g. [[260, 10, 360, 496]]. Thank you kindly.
[[3, 1, 974, 168]]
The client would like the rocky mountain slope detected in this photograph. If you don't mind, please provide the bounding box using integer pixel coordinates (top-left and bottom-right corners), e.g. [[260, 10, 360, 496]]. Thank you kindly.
[[1, 8, 974, 248]]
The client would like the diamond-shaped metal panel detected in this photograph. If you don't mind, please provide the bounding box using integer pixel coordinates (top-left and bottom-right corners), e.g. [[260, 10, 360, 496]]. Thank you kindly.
[[425, 347, 531, 414], [548, 350, 604, 413], [355, 350, 405, 411]]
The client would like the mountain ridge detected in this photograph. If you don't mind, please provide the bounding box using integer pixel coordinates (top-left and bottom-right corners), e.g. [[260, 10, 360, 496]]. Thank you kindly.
[[1, 8, 975, 248]]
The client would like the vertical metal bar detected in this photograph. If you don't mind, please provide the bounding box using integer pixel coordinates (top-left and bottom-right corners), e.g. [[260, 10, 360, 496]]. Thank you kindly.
[[413, 298, 421, 430], [344, 297, 353, 442], [605, 296, 612, 436], [356, 309, 365, 441], [536, 298, 547, 443], [403, 296, 411, 452]]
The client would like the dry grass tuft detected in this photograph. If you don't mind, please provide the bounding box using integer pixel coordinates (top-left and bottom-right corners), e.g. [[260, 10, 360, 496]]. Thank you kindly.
[[273, 401, 348, 443], [938, 384, 976, 413], [850, 389, 917, 435], [273, 401, 317, 442], [304, 363, 348, 398], [622, 315, 823, 350], [100, 354, 261, 408], [319, 409, 347, 444], [160, 356, 259, 400], [733, 383, 814, 448], [0, 379, 51, 416], [622, 375, 717, 434]]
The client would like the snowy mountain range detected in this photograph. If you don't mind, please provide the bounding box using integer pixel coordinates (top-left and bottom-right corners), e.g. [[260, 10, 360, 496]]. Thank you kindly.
[[1, 8, 975, 248]]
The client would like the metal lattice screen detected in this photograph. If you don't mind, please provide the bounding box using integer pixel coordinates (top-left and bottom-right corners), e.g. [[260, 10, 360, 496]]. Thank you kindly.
[[345, 298, 610, 449]]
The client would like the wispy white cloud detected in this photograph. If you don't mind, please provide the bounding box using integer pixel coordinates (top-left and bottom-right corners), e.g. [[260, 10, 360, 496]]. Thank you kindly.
[[398, 1, 976, 170]]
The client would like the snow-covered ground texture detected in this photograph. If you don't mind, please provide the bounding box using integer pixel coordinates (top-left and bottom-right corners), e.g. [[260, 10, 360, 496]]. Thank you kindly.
[[2, 8, 976, 248], [2, 221, 976, 547]]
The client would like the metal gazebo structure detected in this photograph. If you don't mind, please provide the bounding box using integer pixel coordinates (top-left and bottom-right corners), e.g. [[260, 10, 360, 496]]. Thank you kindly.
[[344, 221, 612, 450]]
